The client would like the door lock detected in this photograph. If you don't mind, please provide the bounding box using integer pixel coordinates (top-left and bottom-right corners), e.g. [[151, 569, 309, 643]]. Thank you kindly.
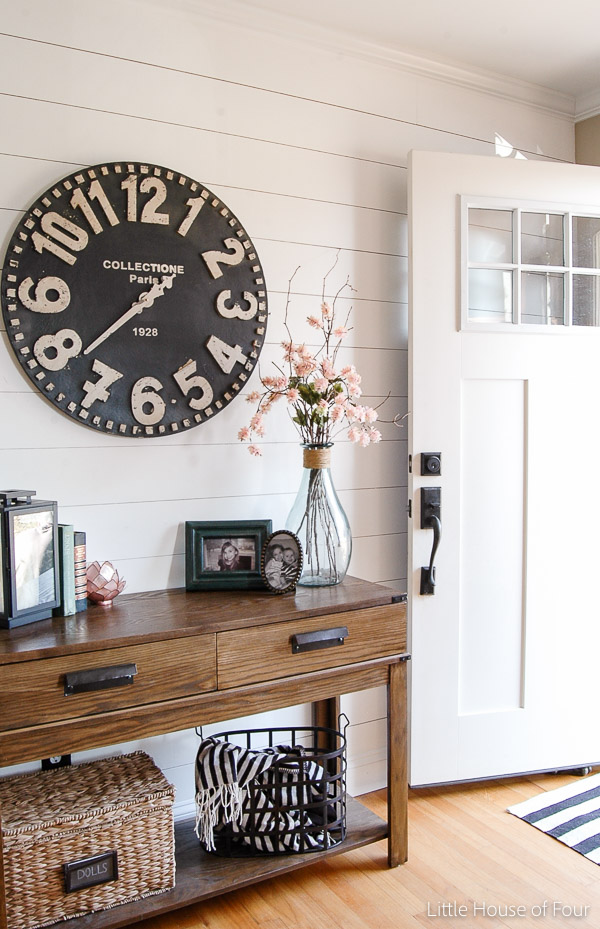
[[421, 452, 441, 476]]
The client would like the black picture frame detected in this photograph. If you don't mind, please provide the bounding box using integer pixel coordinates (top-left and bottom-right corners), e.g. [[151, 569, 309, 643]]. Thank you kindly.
[[261, 530, 303, 594], [185, 520, 272, 591], [0, 491, 60, 629]]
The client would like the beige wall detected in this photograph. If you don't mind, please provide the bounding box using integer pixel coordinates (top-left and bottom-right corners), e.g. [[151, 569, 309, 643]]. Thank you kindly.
[[576, 115, 600, 165]]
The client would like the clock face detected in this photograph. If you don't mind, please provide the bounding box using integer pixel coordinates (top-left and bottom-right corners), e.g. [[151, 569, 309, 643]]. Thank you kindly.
[[0, 161, 268, 436]]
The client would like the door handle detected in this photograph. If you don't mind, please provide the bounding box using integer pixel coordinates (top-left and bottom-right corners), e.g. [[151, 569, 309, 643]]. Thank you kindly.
[[420, 487, 441, 595]]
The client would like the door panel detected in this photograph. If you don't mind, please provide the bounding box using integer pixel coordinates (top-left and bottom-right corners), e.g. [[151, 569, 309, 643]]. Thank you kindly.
[[409, 151, 600, 785], [459, 377, 526, 716]]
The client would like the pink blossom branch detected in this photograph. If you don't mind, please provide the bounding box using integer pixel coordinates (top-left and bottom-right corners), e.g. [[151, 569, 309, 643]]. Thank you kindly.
[[240, 260, 390, 453]]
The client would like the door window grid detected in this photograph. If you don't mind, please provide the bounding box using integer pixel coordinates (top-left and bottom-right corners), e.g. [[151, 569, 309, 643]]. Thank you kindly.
[[461, 198, 600, 330]]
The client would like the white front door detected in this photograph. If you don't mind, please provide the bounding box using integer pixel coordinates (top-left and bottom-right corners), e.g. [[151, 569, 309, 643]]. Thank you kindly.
[[409, 150, 600, 786]]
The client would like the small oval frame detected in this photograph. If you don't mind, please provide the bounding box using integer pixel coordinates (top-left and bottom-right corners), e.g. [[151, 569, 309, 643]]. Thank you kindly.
[[261, 530, 303, 594]]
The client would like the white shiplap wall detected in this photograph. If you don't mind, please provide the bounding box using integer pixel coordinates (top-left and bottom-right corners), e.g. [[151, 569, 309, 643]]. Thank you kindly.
[[0, 0, 574, 811]]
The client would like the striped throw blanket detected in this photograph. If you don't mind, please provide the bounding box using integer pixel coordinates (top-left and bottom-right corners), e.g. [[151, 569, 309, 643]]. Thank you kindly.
[[194, 737, 333, 853]]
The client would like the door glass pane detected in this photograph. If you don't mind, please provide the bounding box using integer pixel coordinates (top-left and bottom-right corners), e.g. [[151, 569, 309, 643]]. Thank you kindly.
[[572, 216, 600, 269], [521, 212, 564, 266], [573, 273, 600, 326], [465, 201, 600, 329], [521, 271, 564, 325], [468, 269, 512, 323], [468, 209, 513, 263]]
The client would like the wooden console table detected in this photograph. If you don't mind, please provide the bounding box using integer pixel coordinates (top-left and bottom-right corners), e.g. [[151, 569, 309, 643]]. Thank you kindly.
[[0, 576, 408, 928]]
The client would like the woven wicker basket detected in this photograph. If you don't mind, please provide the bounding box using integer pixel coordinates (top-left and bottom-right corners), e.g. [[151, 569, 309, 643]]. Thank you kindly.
[[0, 751, 175, 929]]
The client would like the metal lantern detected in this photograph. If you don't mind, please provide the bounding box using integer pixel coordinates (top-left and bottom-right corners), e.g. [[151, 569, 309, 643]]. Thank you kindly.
[[0, 490, 59, 629]]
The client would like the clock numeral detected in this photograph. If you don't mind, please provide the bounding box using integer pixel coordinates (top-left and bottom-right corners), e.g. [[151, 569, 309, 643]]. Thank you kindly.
[[173, 359, 214, 411], [206, 335, 248, 374], [31, 231, 75, 266], [215, 289, 258, 321], [32, 213, 89, 266], [81, 359, 123, 409], [121, 174, 138, 222], [34, 328, 82, 371], [18, 276, 70, 314], [131, 376, 166, 425], [71, 180, 119, 234], [201, 237, 246, 280], [121, 175, 169, 224], [140, 178, 169, 224], [176, 196, 206, 237]]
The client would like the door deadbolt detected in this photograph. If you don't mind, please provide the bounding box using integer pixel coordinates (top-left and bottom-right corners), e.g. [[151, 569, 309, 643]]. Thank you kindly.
[[421, 453, 441, 476]]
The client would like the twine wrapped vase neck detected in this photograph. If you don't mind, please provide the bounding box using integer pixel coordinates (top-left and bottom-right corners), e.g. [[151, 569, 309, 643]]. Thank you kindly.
[[302, 445, 332, 469], [286, 443, 352, 587]]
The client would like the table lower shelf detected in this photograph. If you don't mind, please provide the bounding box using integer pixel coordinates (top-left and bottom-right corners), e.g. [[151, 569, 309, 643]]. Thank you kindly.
[[54, 796, 388, 928]]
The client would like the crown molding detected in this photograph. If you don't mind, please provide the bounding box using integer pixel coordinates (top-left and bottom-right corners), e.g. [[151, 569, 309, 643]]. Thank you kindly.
[[162, 0, 576, 120], [373, 47, 575, 119], [575, 88, 600, 122]]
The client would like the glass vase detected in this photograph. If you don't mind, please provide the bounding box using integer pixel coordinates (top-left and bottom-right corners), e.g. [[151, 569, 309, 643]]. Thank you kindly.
[[285, 444, 352, 587]]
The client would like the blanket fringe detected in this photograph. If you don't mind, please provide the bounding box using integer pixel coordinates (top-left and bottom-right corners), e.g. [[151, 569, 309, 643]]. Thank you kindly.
[[194, 784, 244, 851]]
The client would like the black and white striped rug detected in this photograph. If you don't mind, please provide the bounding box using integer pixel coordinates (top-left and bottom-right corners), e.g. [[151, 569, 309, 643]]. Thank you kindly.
[[508, 773, 600, 864]]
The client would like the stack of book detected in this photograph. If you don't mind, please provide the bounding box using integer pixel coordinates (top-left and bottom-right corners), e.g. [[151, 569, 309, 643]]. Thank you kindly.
[[54, 526, 87, 616]]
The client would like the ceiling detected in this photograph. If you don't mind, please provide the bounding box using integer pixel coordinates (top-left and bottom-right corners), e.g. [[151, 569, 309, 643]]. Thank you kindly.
[[240, 0, 600, 112]]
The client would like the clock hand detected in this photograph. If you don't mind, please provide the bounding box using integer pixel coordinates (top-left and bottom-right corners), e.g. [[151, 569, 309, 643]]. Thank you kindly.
[[83, 274, 175, 355]]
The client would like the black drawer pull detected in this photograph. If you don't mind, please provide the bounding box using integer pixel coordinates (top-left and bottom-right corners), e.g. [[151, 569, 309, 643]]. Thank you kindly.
[[291, 627, 349, 654], [64, 663, 137, 695]]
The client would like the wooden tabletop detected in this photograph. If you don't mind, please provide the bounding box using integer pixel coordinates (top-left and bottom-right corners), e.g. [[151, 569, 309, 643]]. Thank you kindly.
[[0, 577, 403, 663]]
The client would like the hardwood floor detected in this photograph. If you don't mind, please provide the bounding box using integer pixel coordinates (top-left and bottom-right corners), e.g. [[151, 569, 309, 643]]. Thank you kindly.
[[135, 771, 600, 928]]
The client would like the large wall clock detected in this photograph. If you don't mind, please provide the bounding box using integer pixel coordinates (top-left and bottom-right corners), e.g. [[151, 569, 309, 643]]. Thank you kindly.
[[0, 161, 268, 436]]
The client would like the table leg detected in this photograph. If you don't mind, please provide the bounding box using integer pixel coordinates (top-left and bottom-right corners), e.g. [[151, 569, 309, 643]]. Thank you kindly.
[[312, 695, 341, 775], [312, 696, 341, 738], [387, 659, 408, 866], [0, 803, 7, 929]]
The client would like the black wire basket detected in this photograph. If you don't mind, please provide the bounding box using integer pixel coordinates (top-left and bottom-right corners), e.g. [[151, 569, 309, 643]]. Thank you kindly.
[[194, 718, 348, 857]]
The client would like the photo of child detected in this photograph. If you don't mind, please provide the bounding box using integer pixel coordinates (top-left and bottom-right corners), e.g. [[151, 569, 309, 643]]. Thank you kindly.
[[262, 532, 302, 592], [202, 537, 255, 572], [185, 520, 272, 591], [264, 544, 284, 587], [218, 541, 240, 571]]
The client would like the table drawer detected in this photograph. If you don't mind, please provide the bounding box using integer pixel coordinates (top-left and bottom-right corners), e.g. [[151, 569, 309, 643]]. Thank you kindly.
[[0, 635, 216, 731], [217, 604, 405, 688]]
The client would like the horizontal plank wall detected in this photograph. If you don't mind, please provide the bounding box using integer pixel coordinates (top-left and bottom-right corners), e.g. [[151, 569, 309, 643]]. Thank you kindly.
[[0, 0, 574, 804]]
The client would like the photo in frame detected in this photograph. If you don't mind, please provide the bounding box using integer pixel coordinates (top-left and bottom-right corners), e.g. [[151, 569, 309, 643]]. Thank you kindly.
[[0, 491, 60, 629], [261, 530, 303, 594], [185, 519, 272, 591]]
